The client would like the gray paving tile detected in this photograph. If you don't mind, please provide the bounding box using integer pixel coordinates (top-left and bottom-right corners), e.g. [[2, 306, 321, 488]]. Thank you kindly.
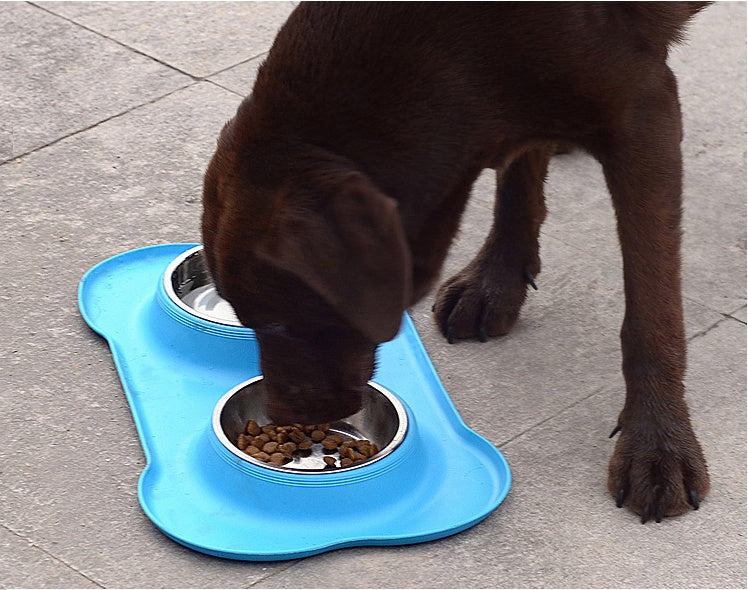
[[0, 525, 99, 588], [0, 2, 190, 162], [258, 319, 746, 589], [0, 81, 283, 586], [2, 81, 239, 270], [38, 1, 296, 79]]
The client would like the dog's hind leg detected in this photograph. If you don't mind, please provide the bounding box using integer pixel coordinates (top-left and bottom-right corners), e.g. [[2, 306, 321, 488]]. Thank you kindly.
[[433, 145, 551, 342], [600, 68, 709, 522]]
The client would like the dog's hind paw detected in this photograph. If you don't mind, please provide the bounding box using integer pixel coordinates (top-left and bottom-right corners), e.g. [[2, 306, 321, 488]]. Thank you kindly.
[[607, 414, 710, 523]]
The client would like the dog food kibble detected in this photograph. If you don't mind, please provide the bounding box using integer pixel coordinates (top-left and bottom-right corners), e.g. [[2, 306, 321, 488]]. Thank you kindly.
[[236, 421, 378, 469], [297, 439, 314, 451], [289, 429, 306, 444], [262, 441, 279, 454], [279, 442, 297, 454], [237, 433, 251, 450], [246, 420, 261, 436], [269, 452, 286, 466], [321, 437, 339, 451]]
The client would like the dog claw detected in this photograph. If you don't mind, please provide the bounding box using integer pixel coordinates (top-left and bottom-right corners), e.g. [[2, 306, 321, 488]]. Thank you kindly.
[[446, 326, 455, 344], [689, 490, 700, 510], [525, 271, 538, 291], [640, 506, 651, 524], [477, 325, 488, 343], [609, 424, 622, 438], [615, 489, 625, 508]]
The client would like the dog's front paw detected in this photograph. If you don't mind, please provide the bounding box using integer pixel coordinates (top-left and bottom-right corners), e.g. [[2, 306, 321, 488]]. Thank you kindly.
[[607, 413, 710, 523], [433, 261, 533, 343]]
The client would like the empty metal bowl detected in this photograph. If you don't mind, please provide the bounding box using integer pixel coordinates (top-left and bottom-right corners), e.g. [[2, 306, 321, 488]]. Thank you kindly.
[[163, 245, 241, 326], [213, 376, 408, 473]]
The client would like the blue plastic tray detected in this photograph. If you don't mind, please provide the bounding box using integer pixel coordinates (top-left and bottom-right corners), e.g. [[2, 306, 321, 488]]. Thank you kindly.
[[78, 243, 511, 560]]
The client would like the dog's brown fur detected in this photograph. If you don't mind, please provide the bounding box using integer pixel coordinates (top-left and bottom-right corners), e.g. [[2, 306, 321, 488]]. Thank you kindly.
[[202, 2, 710, 522]]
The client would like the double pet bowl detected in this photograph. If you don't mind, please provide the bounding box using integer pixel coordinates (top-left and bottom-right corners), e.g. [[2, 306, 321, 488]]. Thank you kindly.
[[78, 243, 511, 560]]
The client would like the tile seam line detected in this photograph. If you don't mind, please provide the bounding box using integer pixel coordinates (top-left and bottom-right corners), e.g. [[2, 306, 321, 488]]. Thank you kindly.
[[495, 313, 740, 449], [0, 82, 199, 166], [496, 383, 610, 449], [0, 522, 105, 588], [27, 1, 200, 81], [689, 310, 744, 339], [496, 307, 745, 448], [28, 1, 271, 83]]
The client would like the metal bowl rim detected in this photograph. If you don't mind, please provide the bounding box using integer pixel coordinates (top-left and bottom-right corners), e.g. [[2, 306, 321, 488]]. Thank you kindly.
[[163, 245, 243, 327]]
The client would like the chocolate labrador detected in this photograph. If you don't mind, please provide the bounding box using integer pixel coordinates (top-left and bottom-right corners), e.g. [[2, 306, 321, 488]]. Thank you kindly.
[[201, 2, 710, 523]]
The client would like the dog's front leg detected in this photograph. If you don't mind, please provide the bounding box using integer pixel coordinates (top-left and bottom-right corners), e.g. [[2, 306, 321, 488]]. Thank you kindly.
[[602, 71, 709, 522], [433, 146, 551, 342]]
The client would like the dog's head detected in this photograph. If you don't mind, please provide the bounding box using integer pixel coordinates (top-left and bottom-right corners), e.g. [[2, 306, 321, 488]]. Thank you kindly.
[[202, 117, 412, 424]]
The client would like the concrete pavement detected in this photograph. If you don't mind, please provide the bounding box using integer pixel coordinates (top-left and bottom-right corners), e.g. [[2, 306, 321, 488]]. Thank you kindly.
[[1, 2, 745, 588]]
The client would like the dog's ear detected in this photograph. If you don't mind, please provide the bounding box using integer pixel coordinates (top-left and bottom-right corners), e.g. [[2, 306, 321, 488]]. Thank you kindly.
[[255, 173, 412, 342]]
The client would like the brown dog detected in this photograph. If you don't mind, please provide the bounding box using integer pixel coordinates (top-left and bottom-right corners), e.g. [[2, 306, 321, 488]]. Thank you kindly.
[[201, 2, 710, 523]]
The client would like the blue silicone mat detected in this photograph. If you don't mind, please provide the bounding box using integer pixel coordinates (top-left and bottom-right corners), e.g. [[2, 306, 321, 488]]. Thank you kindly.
[[78, 243, 511, 560]]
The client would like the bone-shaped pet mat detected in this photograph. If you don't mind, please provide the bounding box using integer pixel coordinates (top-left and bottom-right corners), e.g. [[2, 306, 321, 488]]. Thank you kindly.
[[78, 243, 511, 561]]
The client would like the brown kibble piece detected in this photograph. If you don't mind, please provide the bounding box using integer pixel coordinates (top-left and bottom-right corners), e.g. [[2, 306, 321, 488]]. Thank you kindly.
[[316, 423, 331, 433], [321, 437, 339, 451], [254, 433, 271, 445], [237, 434, 251, 450], [298, 440, 313, 451], [270, 452, 287, 466], [304, 424, 316, 433], [310, 430, 326, 442], [346, 448, 366, 461], [251, 451, 270, 462], [323, 456, 337, 467], [276, 432, 288, 444], [279, 442, 297, 454], [244, 445, 261, 456], [289, 429, 306, 444], [340, 457, 353, 467], [246, 420, 261, 436], [262, 441, 279, 454]]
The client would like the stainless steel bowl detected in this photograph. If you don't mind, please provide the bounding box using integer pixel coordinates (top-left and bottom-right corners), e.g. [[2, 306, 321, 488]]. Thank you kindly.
[[213, 376, 408, 473], [164, 245, 241, 326]]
